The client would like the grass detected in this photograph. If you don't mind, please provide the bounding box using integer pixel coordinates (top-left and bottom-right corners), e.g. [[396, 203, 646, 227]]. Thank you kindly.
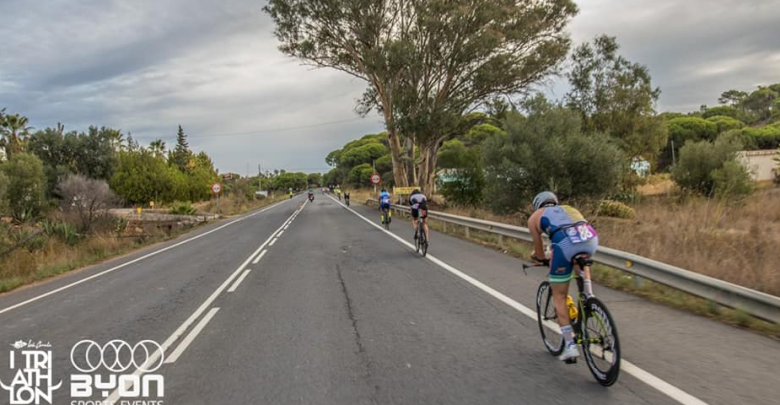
[[196, 192, 286, 216], [365, 197, 780, 338], [0, 193, 287, 295]]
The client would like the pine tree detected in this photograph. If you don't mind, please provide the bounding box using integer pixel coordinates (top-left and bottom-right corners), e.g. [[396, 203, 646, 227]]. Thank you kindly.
[[170, 125, 193, 172]]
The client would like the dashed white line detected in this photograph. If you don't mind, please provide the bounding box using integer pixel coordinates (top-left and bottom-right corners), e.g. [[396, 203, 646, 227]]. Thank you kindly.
[[277, 230, 285, 237], [252, 250, 268, 264], [329, 195, 710, 405], [227, 270, 252, 293], [269, 238, 278, 246], [165, 307, 221, 363]]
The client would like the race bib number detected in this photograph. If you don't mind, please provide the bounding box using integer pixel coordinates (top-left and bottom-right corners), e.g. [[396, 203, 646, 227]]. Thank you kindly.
[[565, 224, 598, 244], [381, 198, 391, 205]]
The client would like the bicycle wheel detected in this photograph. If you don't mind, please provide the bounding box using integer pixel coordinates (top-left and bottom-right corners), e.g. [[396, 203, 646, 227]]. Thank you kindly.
[[421, 232, 428, 257], [385, 210, 390, 230], [415, 228, 421, 253], [581, 297, 621, 386], [535, 281, 564, 356]]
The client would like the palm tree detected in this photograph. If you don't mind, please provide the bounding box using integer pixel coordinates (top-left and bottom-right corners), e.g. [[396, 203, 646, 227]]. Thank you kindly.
[[0, 113, 33, 159], [149, 139, 167, 158]]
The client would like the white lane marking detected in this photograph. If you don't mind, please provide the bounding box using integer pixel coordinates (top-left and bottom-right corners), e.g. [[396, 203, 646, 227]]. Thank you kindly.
[[329, 196, 710, 405], [165, 307, 221, 363], [252, 250, 268, 265], [227, 270, 251, 293], [269, 238, 278, 246], [108, 203, 305, 401], [284, 225, 289, 230], [277, 230, 284, 237], [0, 199, 289, 316]]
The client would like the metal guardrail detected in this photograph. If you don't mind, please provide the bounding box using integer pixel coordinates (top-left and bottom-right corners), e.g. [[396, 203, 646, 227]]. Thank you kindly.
[[367, 199, 780, 323]]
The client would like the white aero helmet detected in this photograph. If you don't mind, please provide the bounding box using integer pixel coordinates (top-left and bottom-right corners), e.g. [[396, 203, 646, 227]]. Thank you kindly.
[[532, 191, 559, 211]]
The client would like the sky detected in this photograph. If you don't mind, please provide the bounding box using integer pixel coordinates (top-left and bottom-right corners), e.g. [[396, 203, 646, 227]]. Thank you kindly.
[[1, 0, 778, 175]]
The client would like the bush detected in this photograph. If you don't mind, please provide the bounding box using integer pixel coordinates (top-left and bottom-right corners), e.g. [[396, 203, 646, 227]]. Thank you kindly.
[[597, 200, 636, 219], [706, 115, 744, 134], [666, 117, 719, 145], [483, 99, 626, 213], [672, 134, 753, 198], [1, 154, 48, 222], [169, 201, 197, 216], [58, 174, 116, 233], [40, 220, 80, 246]]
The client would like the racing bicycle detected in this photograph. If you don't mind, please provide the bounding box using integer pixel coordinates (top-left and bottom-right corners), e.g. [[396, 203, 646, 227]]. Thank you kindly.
[[523, 254, 621, 386], [414, 212, 428, 257], [380, 206, 391, 230]]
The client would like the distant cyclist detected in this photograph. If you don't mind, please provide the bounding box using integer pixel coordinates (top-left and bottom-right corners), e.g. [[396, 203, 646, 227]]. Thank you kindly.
[[379, 188, 392, 224], [344, 190, 350, 206], [335, 186, 342, 201], [528, 191, 598, 362], [409, 190, 429, 242]]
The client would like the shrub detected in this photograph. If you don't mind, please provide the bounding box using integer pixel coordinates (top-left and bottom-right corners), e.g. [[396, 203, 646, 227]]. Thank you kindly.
[[706, 115, 744, 134], [598, 200, 636, 219], [169, 201, 197, 216], [40, 220, 80, 246], [672, 134, 753, 198], [58, 174, 116, 233], [1, 154, 48, 222]]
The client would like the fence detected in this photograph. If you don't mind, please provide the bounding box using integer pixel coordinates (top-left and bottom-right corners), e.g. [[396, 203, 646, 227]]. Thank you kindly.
[[367, 199, 780, 323]]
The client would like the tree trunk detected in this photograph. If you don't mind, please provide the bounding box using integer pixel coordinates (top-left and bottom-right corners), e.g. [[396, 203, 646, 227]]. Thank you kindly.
[[416, 140, 441, 196], [386, 127, 408, 187]]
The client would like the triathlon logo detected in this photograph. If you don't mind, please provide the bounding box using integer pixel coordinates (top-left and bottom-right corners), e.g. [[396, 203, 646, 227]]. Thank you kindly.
[[0, 340, 62, 405], [70, 339, 165, 402]]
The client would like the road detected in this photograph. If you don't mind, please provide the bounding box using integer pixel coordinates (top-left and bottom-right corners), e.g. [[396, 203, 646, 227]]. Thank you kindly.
[[0, 194, 777, 405]]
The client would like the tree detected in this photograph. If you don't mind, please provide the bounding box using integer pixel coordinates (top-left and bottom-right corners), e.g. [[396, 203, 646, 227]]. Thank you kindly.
[[110, 151, 187, 204], [73, 126, 118, 181], [0, 171, 8, 214], [0, 113, 33, 160], [706, 115, 744, 134], [307, 173, 322, 187], [170, 125, 193, 172], [149, 139, 167, 158], [348, 163, 374, 187], [666, 117, 719, 145], [741, 85, 778, 123], [483, 96, 626, 213], [437, 139, 485, 207], [672, 133, 752, 198], [566, 35, 666, 161], [718, 90, 748, 107], [1, 153, 47, 221], [57, 174, 116, 232], [702, 105, 739, 120], [265, 0, 578, 193]]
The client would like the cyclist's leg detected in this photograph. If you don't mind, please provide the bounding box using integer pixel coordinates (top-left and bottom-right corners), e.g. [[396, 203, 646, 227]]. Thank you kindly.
[[422, 215, 430, 241], [411, 209, 420, 237], [549, 244, 576, 348]]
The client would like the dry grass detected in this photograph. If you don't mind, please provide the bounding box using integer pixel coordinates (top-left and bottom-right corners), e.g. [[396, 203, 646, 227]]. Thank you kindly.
[[197, 193, 286, 216]]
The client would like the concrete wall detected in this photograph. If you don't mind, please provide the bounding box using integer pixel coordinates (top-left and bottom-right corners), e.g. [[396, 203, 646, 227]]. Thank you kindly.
[[737, 149, 779, 181]]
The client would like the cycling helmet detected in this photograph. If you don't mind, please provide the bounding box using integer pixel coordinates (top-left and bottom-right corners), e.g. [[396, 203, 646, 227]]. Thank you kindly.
[[381, 188, 387, 192], [411, 189, 420, 195], [532, 191, 558, 211]]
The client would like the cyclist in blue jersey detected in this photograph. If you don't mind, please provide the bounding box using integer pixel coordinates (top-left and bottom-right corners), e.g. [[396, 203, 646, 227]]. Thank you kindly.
[[379, 188, 392, 224], [528, 191, 598, 362]]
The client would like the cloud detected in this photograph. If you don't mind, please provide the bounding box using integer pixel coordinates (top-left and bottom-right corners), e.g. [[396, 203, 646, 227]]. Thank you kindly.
[[1, 0, 778, 173]]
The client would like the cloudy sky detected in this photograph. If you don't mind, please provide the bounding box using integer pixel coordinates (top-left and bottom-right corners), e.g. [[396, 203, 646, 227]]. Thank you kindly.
[[1, 0, 778, 174]]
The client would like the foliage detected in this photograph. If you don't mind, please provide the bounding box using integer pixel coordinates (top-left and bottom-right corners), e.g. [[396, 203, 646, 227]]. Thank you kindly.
[[437, 140, 485, 207], [672, 134, 752, 198], [0, 172, 7, 214], [348, 163, 374, 187], [718, 90, 748, 107], [339, 143, 388, 168], [702, 106, 739, 120], [742, 122, 780, 149], [597, 200, 636, 219], [265, 0, 578, 191], [566, 35, 666, 160], [169, 125, 194, 172], [323, 168, 343, 188], [0, 112, 33, 160], [307, 173, 322, 187], [706, 115, 744, 134], [40, 220, 80, 246], [740, 86, 778, 123], [1, 153, 47, 221], [110, 150, 187, 204], [273, 172, 308, 190], [57, 174, 116, 233], [482, 96, 626, 213], [169, 201, 197, 216], [666, 117, 719, 147]]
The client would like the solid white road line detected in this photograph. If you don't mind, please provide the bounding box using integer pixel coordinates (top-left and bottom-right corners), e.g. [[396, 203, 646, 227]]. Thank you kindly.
[[0, 199, 289, 316], [328, 195, 709, 405], [108, 202, 306, 401], [269, 238, 278, 246], [252, 249, 268, 265], [227, 270, 251, 293], [165, 307, 221, 363]]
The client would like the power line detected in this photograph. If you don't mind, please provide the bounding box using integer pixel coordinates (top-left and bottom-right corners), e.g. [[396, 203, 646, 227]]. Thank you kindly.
[[133, 117, 373, 140]]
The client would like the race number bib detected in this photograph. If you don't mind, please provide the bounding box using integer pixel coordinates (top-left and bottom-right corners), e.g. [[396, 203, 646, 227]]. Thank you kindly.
[[565, 223, 598, 244], [381, 198, 391, 205]]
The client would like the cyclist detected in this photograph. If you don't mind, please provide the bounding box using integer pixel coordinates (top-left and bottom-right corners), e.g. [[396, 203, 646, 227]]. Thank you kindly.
[[409, 190, 429, 242], [335, 186, 342, 201], [344, 190, 351, 205], [379, 188, 392, 224], [528, 191, 598, 362], [288, 190, 293, 199]]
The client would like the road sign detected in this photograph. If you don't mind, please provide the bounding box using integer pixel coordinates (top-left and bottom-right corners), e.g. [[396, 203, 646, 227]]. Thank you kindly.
[[212, 183, 222, 194], [393, 186, 418, 195], [370, 173, 381, 185]]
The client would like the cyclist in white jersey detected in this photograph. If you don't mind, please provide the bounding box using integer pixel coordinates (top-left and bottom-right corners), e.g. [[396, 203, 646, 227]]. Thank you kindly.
[[409, 190, 429, 242]]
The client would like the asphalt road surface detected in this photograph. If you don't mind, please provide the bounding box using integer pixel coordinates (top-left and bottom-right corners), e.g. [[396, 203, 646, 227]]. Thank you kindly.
[[0, 194, 777, 405]]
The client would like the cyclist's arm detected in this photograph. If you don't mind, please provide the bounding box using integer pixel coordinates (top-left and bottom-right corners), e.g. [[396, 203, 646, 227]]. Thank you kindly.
[[528, 210, 546, 260]]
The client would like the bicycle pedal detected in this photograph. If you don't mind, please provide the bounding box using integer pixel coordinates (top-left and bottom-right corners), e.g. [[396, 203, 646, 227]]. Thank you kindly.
[[564, 358, 577, 364]]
